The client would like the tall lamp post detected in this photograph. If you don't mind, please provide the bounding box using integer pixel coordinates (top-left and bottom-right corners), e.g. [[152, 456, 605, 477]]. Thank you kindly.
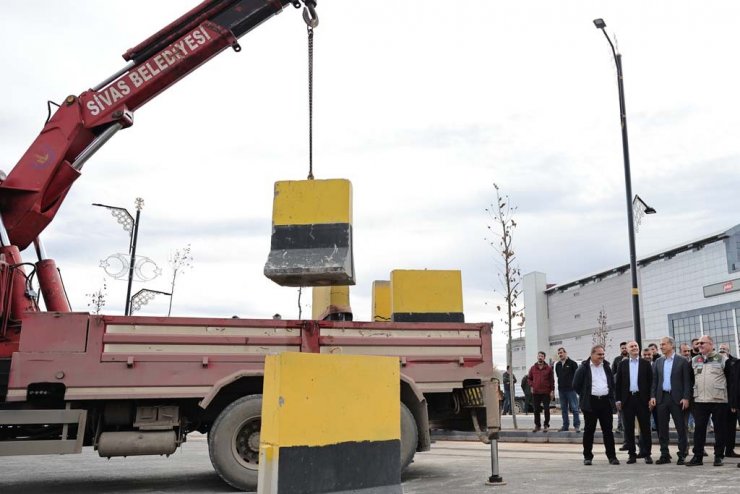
[[593, 18, 643, 347], [93, 197, 144, 316]]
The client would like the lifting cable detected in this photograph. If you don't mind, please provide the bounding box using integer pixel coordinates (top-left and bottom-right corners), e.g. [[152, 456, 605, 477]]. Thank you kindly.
[[303, 2, 319, 179]]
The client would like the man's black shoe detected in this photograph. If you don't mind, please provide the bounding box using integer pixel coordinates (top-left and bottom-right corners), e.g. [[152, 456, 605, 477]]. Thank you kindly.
[[713, 457, 723, 467], [655, 456, 671, 465], [583, 459, 592, 466], [737, 462, 740, 468], [725, 450, 740, 458], [644, 456, 653, 464], [676, 456, 685, 465], [626, 456, 637, 464], [619, 444, 629, 451], [685, 456, 703, 467], [636, 452, 648, 459], [609, 457, 620, 465], [558, 427, 568, 432], [702, 450, 708, 457]]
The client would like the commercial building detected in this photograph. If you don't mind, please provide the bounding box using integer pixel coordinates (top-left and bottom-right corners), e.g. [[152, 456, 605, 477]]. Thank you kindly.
[[517, 224, 740, 370]]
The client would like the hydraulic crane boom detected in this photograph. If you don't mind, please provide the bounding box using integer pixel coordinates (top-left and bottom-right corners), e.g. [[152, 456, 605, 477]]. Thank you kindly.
[[0, 0, 316, 357]]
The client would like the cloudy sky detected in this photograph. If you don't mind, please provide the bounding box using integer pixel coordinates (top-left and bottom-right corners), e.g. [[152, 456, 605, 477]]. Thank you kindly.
[[1, 1, 738, 366]]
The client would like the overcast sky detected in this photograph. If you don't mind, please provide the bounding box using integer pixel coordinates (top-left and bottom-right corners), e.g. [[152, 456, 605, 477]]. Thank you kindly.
[[1, 1, 739, 367]]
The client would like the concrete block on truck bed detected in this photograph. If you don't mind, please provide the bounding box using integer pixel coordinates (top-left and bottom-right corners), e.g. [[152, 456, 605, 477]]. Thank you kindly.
[[312, 285, 353, 321], [390, 269, 464, 322], [372, 280, 391, 322], [264, 179, 355, 287], [258, 352, 401, 494]]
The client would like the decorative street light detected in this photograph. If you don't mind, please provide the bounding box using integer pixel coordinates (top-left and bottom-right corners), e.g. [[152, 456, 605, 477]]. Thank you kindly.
[[93, 197, 145, 316], [593, 18, 646, 348], [130, 289, 172, 315]]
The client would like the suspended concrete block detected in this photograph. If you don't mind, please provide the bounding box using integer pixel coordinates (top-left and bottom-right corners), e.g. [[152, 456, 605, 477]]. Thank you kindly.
[[257, 352, 401, 494], [312, 285, 353, 321], [264, 179, 355, 287], [390, 269, 464, 323], [372, 280, 391, 322]]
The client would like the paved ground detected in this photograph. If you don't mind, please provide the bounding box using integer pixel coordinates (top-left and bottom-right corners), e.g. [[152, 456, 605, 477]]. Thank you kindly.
[[2, 435, 739, 493]]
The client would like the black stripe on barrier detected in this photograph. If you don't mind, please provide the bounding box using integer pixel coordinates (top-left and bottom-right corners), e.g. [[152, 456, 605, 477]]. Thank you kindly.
[[392, 312, 465, 323], [277, 439, 400, 494], [270, 223, 351, 250]]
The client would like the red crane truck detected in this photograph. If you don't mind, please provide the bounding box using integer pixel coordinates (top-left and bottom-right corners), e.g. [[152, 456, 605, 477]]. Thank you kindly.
[[0, 1, 498, 490]]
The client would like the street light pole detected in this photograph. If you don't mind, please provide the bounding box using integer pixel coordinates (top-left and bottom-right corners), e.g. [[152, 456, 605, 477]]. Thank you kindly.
[[593, 18, 642, 348], [93, 197, 144, 316]]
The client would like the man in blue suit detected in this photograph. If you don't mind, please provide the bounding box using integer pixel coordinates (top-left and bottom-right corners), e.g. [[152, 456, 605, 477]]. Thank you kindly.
[[650, 336, 691, 464]]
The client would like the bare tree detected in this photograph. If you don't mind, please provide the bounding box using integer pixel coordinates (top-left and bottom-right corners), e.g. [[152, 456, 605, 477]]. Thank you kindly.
[[86, 279, 108, 314], [593, 307, 611, 349], [485, 183, 524, 429], [167, 244, 193, 316]]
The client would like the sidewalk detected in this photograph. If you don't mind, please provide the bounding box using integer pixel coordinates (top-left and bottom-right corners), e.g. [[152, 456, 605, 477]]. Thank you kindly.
[[433, 412, 738, 445]]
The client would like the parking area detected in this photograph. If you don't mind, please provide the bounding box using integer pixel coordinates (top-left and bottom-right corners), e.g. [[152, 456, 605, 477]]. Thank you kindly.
[[2, 435, 740, 493]]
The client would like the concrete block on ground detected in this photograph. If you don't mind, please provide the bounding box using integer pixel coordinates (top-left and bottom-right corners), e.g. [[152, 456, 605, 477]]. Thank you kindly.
[[258, 352, 401, 494]]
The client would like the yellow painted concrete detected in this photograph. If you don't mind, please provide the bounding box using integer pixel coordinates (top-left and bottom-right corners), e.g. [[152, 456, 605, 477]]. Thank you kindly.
[[372, 280, 391, 321], [390, 269, 463, 314], [260, 352, 399, 447], [311, 286, 351, 320], [271, 179, 352, 226]]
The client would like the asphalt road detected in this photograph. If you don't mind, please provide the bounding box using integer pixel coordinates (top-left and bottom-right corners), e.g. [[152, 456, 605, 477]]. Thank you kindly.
[[2, 435, 739, 493]]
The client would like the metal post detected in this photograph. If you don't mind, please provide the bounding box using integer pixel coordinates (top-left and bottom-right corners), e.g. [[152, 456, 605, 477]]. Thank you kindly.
[[595, 19, 642, 348], [614, 53, 642, 348], [124, 206, 141, 317]]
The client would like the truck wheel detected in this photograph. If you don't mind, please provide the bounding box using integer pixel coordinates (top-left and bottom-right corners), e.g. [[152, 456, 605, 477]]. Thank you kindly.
[[208, 394, 262, 491], [400, 402, 418, 470]]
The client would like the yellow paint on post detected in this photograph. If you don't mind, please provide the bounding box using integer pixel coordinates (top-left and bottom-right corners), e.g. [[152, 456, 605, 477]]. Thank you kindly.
[[272, 179, 352, 226], [311, 286, 352, 320], [372, 281, 391, 321], [390, 269, 463, 314]]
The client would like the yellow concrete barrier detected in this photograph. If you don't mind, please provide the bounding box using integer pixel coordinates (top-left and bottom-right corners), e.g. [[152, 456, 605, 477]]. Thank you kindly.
[[372, 280, 391, 322], [264, 179, 355, 287], [312, 285, 352, 321], [390, 269, 464, 322], [258, 352, 401, 494]]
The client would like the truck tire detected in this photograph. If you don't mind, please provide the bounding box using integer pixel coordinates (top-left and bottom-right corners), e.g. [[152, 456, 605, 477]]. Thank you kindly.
[[209, 395, 418, 489], [208, 394, 262, 491], [400, 402, 418, 470]]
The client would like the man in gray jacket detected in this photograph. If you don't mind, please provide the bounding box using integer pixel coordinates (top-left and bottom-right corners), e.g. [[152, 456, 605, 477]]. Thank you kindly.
[[649, 336, 691, 464]]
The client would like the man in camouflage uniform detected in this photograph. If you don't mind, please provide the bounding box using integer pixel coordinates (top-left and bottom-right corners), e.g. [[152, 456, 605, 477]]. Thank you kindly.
[[686, 335, 731, 467]]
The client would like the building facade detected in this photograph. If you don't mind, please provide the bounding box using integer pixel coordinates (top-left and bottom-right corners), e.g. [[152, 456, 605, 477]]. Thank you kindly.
[[521, 225, 740, 366]]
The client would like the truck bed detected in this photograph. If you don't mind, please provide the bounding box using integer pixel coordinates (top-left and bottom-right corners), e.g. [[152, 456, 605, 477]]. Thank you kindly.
[[5, 312, 493, 403]]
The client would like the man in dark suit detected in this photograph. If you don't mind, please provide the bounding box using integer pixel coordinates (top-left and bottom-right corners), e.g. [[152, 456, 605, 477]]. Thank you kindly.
[[650, 336, 691, 464], [615, 340, 653, 464]]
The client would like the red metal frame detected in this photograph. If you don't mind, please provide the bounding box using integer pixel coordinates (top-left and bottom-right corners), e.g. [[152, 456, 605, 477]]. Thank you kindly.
[[7, 313, 494, 403]]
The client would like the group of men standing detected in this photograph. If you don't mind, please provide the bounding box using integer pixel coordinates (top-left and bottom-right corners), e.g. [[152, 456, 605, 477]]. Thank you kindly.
[[573, 335, 740, 467]]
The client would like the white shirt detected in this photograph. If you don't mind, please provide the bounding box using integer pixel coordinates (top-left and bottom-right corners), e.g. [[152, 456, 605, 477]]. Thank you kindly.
[[590, 360, 609, 396]]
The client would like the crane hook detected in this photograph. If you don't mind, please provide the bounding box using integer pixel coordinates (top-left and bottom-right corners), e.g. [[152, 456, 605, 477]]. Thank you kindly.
[[302, 1, 319, 29]]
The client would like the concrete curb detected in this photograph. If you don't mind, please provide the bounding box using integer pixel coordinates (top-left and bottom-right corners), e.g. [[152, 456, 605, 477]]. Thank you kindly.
[[431, 429, 735, 445]]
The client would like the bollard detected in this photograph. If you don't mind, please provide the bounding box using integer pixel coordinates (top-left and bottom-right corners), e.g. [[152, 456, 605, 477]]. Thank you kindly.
[[371, 280, 391, 321], [311, 285, 352, 321], [258, 352, 402, 494], [390, 269, 464, 322], [264, 179, 355, 287]]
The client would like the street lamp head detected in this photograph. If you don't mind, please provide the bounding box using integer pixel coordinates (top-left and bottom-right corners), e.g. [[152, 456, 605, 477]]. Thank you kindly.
[[593, 18, 606, 29], [644, 205, 657, 215]]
